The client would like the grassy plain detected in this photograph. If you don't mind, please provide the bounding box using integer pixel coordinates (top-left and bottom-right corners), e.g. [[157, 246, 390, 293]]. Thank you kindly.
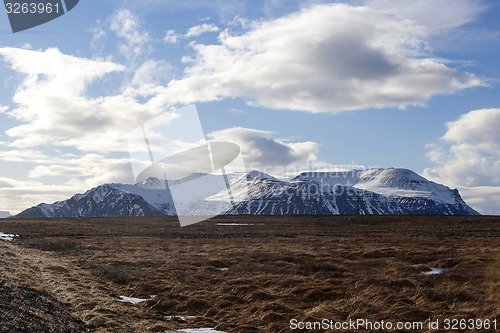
[[1, 215, 500, 332]]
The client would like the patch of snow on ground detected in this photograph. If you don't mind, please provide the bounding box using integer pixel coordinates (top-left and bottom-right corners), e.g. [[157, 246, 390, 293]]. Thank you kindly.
[[165, 329, 227, 333], [421, 267, 449, 275], [0, 232, 17, 241], [118, 295, 156, 304], [216, 223, 254, 226], [218, 268, 229, 271], [164, 315, 196, 321]]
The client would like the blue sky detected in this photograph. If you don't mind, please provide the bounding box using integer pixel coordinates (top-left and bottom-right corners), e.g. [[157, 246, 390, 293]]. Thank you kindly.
[[1, 0, 500, 214]]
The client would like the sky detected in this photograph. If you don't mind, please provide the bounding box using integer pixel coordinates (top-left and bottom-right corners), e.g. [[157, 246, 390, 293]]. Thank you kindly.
[[0, 0, 500, 215]]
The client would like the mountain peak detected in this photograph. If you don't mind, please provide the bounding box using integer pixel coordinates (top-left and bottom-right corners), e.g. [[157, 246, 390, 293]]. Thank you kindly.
[[136, 177, 163, 188], [246, 170, 279, 181], [359, 168, 425, 183]]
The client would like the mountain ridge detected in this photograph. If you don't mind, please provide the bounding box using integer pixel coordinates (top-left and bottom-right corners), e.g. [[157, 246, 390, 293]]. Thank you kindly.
[[15, 168, 479, 218]]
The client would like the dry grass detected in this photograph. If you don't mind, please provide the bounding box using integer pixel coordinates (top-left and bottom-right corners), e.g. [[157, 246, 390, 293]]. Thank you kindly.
[[26, 238, 81, 252], [0, 215, 500, 332], [91, 264, 134, 284]]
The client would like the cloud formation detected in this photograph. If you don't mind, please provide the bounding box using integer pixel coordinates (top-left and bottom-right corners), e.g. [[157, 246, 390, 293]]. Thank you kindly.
[[0, 149, 134, 214], [208, 127, 321, 176], [0, 177, 71, 214], [185, 23, 220, 37], [164, 30, 178, 44], [424, 108, 500, 214], [110, 9, 152, 59], [156, 3, 482, 112], [362, 0, 485, 32], [0, 47, 165, 152], [28, 153, 134, 186], [0, 3, 485, 154], [164, 23, 220, 45]]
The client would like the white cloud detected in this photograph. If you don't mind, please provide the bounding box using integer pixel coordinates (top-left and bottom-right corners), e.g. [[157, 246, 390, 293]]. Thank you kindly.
[[0, 47, 167, 152], [458, 186, 500, 215], [0, 150, 135, 214], [184, 23, 220, 38], [0, 47, 124, 148], [153, 3, 482, 112], [0, 149, 60, 163], [164, 29, 179, 44], [0, 177, 39, 189], [89, 19, 107, 49], [424, 108, 500, 214], [442, 108, 500, 146], [226, 16, 251, 29], [208, 127, 321, 177], [129, 59, 175, 96], [0, 176, 77, 214], [110, 9, 152, 59], [164, 24, 219, 44], [28, 153, 134, 186], [0, 148, 134, 187], [362, 0, 486, 33]]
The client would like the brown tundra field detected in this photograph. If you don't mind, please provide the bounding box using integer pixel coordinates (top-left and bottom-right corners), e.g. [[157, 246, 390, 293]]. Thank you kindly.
[[1, 215, 500, 332]]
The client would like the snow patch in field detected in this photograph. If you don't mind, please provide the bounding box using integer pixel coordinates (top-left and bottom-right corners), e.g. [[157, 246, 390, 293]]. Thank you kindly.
[[0, 232, 17, 241], [165, 329, 227, 333], [118, 295, 156, 304], [218, 267, 229, 271], [421, 267, 449, 275], [216, 223, 254, 226], [164, 315, 196, 321]]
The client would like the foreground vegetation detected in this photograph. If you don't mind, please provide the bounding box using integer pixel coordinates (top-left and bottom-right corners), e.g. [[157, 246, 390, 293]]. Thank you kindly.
[[1, 215, 500, 332]]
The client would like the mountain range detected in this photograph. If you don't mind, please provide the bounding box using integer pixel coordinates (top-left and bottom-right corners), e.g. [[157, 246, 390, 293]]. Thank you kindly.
[[15, 168, 479, 218]]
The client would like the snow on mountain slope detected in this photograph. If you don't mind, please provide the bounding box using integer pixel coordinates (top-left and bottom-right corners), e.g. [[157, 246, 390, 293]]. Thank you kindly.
[[16, 183, 172, 218], [15, 168, 479, 218], [293, 168, 462, 205], [118, 178, 175, 213], [356, 168, 458, 205], [293, 170, 363, 187]]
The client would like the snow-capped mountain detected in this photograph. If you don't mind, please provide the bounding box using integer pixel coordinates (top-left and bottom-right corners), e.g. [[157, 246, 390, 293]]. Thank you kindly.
[[292, 168, 477, 215], [0, 211, 11, 218], [16, 181, 175, 218], [15, 168, 479, 218]]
